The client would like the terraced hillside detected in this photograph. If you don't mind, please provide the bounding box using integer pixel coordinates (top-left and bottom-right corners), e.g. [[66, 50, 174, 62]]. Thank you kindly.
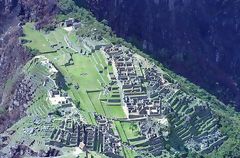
[[0, 0, 240, 158]]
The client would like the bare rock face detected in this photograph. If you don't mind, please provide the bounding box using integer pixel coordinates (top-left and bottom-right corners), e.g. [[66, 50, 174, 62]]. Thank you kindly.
[[19, 0, 58, 26], [0, 0, 58, 133], [0, 0, 57, 102], [0, 26, 31, 104], [0, 0, 19, 16], [0, 0, 58, 29], [77, 0, 240, 110], [0, 144, 61, 158]]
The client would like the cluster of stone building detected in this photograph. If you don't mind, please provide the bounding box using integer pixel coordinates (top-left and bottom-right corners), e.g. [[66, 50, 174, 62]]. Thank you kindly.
[[9, 56, 57, 113], [3, 19, 228, 157], [46, 119, 93, 148], [102, 44, 227, 154], [82, 37, 110, 53], [0, 144, 61, 158], [137, 119, 165, 156], [44, 36, 227, 155], [169, 94, 228, 154], [103, 45, 173, 119], [45, 84, 122, 157], [186, 129, 227, 154], [49, 88, 71, 105], [94, 115, 122, 157], [8, 77, 36, 112], [46, 114, 122, 157], [145, 67, 179, 101], [62, 18, 81, 30]]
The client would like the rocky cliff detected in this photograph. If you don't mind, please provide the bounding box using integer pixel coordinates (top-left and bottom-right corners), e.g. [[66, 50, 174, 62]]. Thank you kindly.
[[0, 0, 57, 132], [77, 0, 240, 110]]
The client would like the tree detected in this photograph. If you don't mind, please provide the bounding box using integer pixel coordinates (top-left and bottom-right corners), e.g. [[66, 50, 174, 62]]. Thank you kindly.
[[101, 19, 109, 25], [165, 144, 171, 151]]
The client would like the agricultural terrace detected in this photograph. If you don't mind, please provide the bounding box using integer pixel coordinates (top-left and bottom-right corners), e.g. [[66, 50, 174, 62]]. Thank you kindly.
[[22, 23, 126, 122], [0, 57, 60, 154], [114, 121, 142, 144], [22, 58, 56, 116]]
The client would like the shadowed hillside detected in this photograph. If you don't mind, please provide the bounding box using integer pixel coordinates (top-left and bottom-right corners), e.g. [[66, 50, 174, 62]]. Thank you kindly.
[[77, 0, 240, 110]]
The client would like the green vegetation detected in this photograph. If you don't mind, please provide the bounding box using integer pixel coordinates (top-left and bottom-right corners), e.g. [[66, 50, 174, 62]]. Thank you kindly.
[[114, 121, 142, 145], [0, 106, 5, 115], [13, 0, 240, 157], [80, 111, 97, 125], [87, 91, 106, 115], [0, 57, 59, 153], [114, 121, 128, 143], [21, 20, 126, 121], [206, 107, 240, 158], [101, 102, 126, 118], [27, 94, 53, 116], [121, 122, 141, 140], [22, 57, 57, 117], [122, 146, 138, 158], [21, 23, 54, 53]]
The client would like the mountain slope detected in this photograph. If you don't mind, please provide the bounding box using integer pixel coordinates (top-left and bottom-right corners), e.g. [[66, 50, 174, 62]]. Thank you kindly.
[[0, 0, 57, 133], [0, 0, 239, 158], [77, 0, 240, 110]]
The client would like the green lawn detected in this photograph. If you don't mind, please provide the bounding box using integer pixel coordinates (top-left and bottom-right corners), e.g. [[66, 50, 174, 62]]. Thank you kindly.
[[44, 51, 107, 115], [66, 53, 105, 89], [4, 58, 58, 152], [22, 23, 53, 53], [81, 111, 97, 125], [88, 91, 106, 115], [120, 122, 141, 139], [102, 102, 126, 119], [22, 23, 126, 120], [27, 95, 53, 116], [122, 146, 139, 158], [51, 28, 68, 47], [114, 121, 128, 143], [114, 121, 142, 147], [68, 31, 79, 43], [24, 58, 56, 116], [88, 91, 126, 118]]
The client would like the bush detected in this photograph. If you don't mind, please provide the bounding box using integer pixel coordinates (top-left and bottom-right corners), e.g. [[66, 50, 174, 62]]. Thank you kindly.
[[0, 107, 6, 115]]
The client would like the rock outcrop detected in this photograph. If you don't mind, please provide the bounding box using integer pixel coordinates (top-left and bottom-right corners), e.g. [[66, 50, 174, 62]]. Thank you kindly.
[[0, 0, 58, 133]]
